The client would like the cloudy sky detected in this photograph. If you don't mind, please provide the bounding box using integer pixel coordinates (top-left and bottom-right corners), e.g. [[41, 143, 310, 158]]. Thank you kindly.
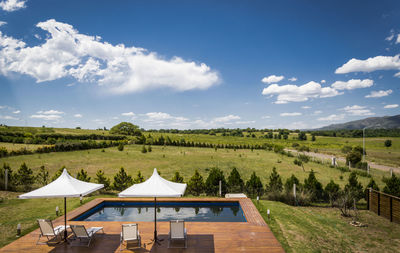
[[0, 0, 399, 130]]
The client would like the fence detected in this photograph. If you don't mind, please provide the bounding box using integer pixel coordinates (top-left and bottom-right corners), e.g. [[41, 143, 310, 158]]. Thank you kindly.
[[368, 189, 400, 224]]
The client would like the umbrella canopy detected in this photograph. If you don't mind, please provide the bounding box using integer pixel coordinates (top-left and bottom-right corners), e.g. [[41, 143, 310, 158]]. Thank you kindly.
[[19, 169, 104, 199], [19, 169, 104, 242], [119, 168, 186, 197], [118, 168, 186, 244]]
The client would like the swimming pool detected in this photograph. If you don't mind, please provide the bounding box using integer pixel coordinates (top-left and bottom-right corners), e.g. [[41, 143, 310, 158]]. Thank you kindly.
[[73, 201, 246, 222]]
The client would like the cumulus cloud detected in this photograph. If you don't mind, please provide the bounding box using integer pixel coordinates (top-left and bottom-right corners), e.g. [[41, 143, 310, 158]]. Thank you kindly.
[[280, 112, 302, 117], [236, 120, 255, 125], [335, 55, 400, 74], [384, 104, 399, 109], [365, 89, 392, 98], [0, 21, 7, 27], [0, 0, 26, 12], [30, 114, 62, 120], [301, 106, 311, 109], [0, 19, 220, 94], [213, 114, 240, 122], [288, 77, 297, 82], [321, 80, 326, 84], [12, 110, 20, 114], [74, 114, 82, 118], [262, 75, 284, 84], [317, 114, 345, 121], [121, 112, 135, 117], [37, 110, 64, 115], [331, 79, 373, 90], [262, 81, 341, 104], [342, 105, 374, 116], [385, 30, 400, 44], [314, 110, 322, 114]]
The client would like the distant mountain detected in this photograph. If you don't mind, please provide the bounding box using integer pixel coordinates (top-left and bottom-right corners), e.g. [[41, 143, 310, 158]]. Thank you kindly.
[[317, 115, 400, 130]]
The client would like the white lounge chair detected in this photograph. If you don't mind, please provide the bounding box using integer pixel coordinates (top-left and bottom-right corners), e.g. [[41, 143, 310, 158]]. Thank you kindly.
[[37, 219, 69, 245], [70, 225, 104, 247], [168, 220, 187, 248], [120, 224, 141, 251]]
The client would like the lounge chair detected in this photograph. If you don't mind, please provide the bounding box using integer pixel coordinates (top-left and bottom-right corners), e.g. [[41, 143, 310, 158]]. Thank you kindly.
[[36, 219, 69, 245], [120, 224, 141, 251], [168, 220, 187, 248], [70, 225, 104, 247]]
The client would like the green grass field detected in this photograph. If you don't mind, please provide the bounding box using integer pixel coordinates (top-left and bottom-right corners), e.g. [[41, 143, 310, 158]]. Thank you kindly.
[[255, 200, 400, 253], [0, 144, 389, 189]]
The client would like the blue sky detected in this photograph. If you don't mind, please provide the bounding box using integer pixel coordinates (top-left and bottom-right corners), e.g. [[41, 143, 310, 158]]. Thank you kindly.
[[0, 0, 399, 130]]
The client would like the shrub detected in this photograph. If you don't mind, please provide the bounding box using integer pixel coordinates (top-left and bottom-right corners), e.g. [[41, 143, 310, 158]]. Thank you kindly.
[[298, 132, 307, 141], [356, 162, 368, 170], [52, 166, 65, 181], [227, 167, 244, 193], [384, 139, 392, 148], [341, 145, 352, 154], [335, 166, 350, 173], [303, 170, 324, 202], [133, 171, 145, 184], [76, 169, 91, 182], [118, 143, 124, 151], [113, 167, 133, 191], [187, 170, 205, 196], [365, 178, 379, 200], [0, 147, 8, 157], [284, 174, 300, 193], [171, 171, 184, 183], [15, 162, 35, 191], [141, 145, 147, 153], [325, 180, 340, 206], [383, 174, 400, 197], [205, 168, 227, 196], [245, 171, 263, 198], [344, 172, 364, 202], [95, 169, 111, 191], [267, 167, 283, 193], [36, 165, 49, 186], [148, 145, 152, 152]]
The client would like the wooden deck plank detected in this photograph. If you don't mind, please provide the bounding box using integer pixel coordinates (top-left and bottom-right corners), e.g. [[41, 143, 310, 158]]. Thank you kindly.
[[0, 198, 283, 253]]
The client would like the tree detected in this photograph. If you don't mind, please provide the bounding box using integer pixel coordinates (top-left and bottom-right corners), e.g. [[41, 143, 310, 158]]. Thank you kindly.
[[205, 168, 227, 196], [325, 180, 340, 207], [15, 162, 35, 191], [36, 165, 49, 186], [148, 145, 152, 152], [294, 154, 310, 172], [346, 148, 362, 167], [384, 139, 392, 148], [303, 170, 324, 202], [141, 145, 147, 153], [366, 178, 379, 191], [284, 174, 300, 193], [267, 167, 283, 193], [113, 167, 133, 191], [95, 169, 111, 190], [383, 174, 400, 197], [227, 167, 244, 193], [171, 171, 184, 183], [245, 172, 263, 197], [311, 134, 316, 142], [52, 166, 66, 181], [133, 171, 145, 184], [110, 122, 141, 136], [298, 132, 307, 141], [76, 169, 91, 182], [344, 172, 364, 202], [118, 143, 124, 151], [187, 170, 205, 196]]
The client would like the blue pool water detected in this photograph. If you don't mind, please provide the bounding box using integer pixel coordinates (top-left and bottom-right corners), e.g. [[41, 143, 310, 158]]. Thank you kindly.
[[73, 201, 246, 222]]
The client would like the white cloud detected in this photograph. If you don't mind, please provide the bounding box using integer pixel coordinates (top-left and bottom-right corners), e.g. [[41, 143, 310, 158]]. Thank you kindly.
[[262, 81, 341, 104], [321, 80, 326, 84], [317, 114, 345, 121], [314, 110, 322, 115], [121, 112, 135, 117], [37, 110, 64, 115], [0, 115, 18, 120], [0, 0, 26, 12], [261, 115, 271, 119], [213, 114, 240, 122], [384, 104, 399, 109], [262, 75, 284, 84], [236, 120, 255, 125], [365, 89, 392, 98], [335, 55, 400, 74], [342, 105, 374, 116], [301, 106, 311, 109], [280, 112, 302, 117], [0, 21, 7, 27], [30, 114, 62, 120], [331, 79, 373, 90], [288, 77, 297, 82], [74, 114, 82, 118], [12, 110, 20, 114], [0, 19, 220, 94]]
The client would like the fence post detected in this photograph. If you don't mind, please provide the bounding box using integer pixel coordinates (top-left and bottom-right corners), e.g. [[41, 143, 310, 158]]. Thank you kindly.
[[367, 188, 371, 210], [378, 192, 381, 216], [390, 196, 393, 222]]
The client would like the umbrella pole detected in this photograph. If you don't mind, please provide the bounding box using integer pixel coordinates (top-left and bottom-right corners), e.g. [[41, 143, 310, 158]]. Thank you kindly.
[[154, 197, 157, 241], [64, 197, 67, 242]]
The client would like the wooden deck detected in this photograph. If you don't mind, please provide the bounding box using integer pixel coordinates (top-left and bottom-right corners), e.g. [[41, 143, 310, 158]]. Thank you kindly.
[[0, 198, 283, 253]]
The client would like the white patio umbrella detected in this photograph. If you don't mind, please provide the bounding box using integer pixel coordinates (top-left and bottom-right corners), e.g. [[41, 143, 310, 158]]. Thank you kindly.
[[118, 168, 186, 244], [19, 169, 104, 242]]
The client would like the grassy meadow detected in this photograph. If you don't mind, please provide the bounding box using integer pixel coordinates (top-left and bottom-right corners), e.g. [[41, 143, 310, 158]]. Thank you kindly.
[[255, 199, 400, 253], [0, 144, 389, 189]]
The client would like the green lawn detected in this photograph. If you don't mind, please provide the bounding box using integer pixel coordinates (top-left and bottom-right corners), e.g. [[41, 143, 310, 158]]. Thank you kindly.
[[0, 144, 388, 189], [255, 199, 400, 253]]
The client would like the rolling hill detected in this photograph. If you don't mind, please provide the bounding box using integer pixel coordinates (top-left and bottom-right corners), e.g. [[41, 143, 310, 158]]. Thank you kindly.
[[318, 114, 400, 130]]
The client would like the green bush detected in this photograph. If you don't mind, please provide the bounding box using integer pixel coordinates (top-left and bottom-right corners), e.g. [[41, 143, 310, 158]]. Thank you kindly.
[[15, 162, 35, 191], [187, 170, 205, 196], [171, 171, 184, 183], [324, 180, 340, 206], [267, 167, 283, 193], [245, 171, 263, 198], [118, 143, 124, 151], [205, 168, 227, 196], [76, 169, 91, 182], [303, 170, 324, 202], [113, 167, 133, 191], [95, 169, 111, 191], [344, 172, 364, 202], [36, 165, 49, 186], [383, 174, 400, 197], [227, 167, 244, 193], [133, 171, 145, 184]]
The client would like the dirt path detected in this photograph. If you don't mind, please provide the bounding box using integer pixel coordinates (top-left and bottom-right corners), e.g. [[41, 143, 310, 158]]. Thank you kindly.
[[285, 149, 400, 174]]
